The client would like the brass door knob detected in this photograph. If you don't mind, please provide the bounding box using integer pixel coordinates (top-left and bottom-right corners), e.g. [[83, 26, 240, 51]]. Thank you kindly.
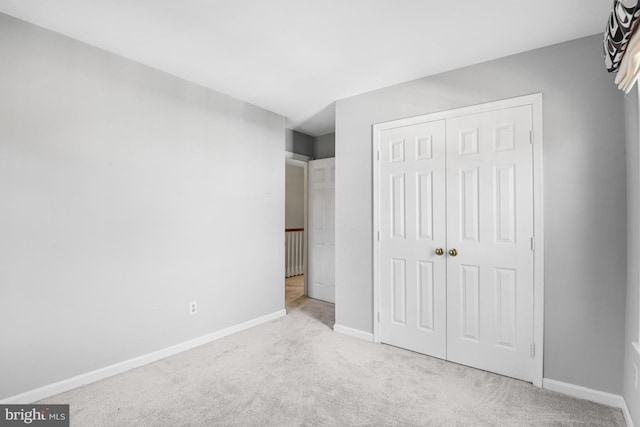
[[435, 248, 444, 256], [449, 248, 458, 257]]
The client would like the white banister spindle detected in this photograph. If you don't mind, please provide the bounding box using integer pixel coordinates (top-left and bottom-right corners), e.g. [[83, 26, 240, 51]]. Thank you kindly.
[[285, 229, 305, 277]]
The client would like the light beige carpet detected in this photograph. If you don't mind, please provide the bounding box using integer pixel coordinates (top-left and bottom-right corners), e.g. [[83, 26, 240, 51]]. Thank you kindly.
[[38, 288, 625, 426]]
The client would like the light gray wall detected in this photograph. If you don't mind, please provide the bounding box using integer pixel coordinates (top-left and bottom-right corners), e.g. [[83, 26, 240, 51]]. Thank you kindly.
[[314, 133, 336, 159], [624, 88, 640, 425], [285, 129, 315, 158], [0, 14, 285, 400], [335, 34, 627, 394], [285, 164, 305, 229]]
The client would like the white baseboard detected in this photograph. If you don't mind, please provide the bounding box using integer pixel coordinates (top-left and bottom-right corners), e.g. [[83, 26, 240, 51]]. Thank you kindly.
[[1, 309, 287, 404], [622, 400, 635, 427], [542, 378, 629, 411], [333, 324, 374, 342], [543, 379, 635, 426]]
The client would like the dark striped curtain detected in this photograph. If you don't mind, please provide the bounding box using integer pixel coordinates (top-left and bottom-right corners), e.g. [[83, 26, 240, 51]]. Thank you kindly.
[[604, 0, 640, 72]]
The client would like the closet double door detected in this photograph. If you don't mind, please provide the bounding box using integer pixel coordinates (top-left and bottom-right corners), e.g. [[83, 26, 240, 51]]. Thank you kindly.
[[378, 105, 535, 382]]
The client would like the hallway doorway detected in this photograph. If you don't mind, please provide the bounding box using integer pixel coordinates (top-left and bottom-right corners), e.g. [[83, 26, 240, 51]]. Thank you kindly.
[[285, 156, 308, 305]]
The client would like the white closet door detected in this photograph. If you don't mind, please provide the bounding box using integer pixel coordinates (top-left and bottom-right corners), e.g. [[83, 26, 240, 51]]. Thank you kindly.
[[376, 104, 536, 382], [308, 158, 335, 303], [445, 105, 534, 381], [378, 121, 447, 358]]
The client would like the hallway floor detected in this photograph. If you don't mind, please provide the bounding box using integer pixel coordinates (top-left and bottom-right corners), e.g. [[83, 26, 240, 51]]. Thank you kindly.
[[285, 274, 304, 306]]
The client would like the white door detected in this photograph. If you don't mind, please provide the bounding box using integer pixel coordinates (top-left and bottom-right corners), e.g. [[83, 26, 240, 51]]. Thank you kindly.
[[446, 106, 534, 381], [308, 158, 335, 303], [377, 104, 535, 382], [379, 121, 447, 358]]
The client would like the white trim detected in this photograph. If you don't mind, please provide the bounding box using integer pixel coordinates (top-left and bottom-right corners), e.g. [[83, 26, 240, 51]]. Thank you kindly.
[[285, 157, 308, 168], [372, 118, 381, 345], [285, 157, 309, 296], [372, 93, 545, 387], [543, 378, 635, 426], [1, 309, 287, 404], [373, 93, 544, 132], [623, 400, 635, 427], [531, 94, 545, 387], [303, 161, 308, 295], [542, 378, 626, 409], [333, 324, 374, 342], [543, 379, 635, 427], [285, 151, 312, 162]]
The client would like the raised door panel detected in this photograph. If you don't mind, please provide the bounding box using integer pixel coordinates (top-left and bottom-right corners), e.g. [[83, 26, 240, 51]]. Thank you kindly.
[[417, 172, 434, 240], [390, 174, 407, 239], [495, 268, 517, 350], [391, 258, 407, 325], [494, 165, 516, 245], [417, 261, 434, 331], [459, 167, 480, 242], [459, 264, 480, 342]]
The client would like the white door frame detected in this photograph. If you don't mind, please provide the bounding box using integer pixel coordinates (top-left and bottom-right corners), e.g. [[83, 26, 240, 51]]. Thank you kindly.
[[285, 153, 309, 295], [372, 93, 544, 387]]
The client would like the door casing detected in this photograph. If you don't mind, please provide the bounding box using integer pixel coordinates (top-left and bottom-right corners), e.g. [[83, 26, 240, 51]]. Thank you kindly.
[[372, 93, 544, 387]]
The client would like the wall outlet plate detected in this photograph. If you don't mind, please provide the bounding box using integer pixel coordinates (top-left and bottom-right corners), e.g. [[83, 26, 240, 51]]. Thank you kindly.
[[190, 301, 197, 315]]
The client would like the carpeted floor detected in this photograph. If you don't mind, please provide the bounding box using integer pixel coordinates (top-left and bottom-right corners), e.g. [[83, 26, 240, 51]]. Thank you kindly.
[[37, 278, 625, 426]]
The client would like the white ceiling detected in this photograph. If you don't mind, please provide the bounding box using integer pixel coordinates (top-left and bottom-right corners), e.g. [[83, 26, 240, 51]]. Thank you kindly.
[[0, 0, 611, 136]]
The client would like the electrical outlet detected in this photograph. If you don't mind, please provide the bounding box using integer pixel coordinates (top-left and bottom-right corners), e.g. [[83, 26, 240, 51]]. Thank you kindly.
[[634, 364, 638, 389], [190, 301, 197, 315]]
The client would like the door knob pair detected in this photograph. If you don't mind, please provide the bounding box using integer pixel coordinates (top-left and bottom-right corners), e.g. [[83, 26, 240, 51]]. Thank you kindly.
[[435, 248, 457, 256]]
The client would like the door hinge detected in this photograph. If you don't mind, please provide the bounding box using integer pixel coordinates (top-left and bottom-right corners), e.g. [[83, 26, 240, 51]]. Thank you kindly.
[[529, 130, 534, 144], [530, 343, 536, 358], [377, 150, 380, 161], [530, 236, 535, 251], [377, 312, 380, 322], [377, 231, 381, 241]]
